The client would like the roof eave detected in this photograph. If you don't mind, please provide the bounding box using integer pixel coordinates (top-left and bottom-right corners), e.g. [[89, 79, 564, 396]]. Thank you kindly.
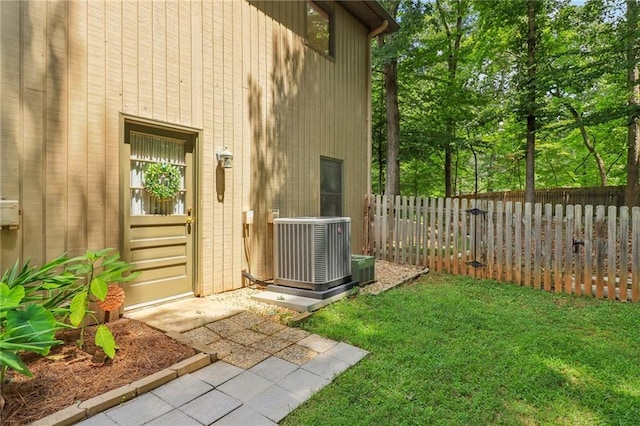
[[338, 0, 400, 35]]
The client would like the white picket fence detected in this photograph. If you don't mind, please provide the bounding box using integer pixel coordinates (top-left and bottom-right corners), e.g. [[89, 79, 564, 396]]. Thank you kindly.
[[364, 195, 640, 302]]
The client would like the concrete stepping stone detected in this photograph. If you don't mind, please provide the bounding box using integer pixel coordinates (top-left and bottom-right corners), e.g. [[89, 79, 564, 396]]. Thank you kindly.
[[222, 346, 271, 369], [192, 361, 244, 387], [273, 327, 311, 343], [276, 369, 330, 400], [249, 357, 299, 383], [217, 371, 273, 403], [302, 352, 351, 380], [297, 334, 338, 353], [206, 318, 245, 338], [250, 336, 292, 354], [215, 405, 277, 426], [325, 342, 369, 365], [145, 409, 202, 426], [251, 320, 287, 336], [181, 326, 222, 345], [104, 392, 173, 425], [180, 390, 242, 425], [206, 339, 245, 358], [151, 374, 213, 407], [229, 311, 267, 328], [275, 344, 317, 365], [227, 329, 267, 346], [246, 384, 306, 423]]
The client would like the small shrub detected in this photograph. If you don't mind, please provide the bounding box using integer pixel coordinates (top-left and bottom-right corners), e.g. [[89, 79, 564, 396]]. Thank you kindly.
[[64, 248, 139, 357]]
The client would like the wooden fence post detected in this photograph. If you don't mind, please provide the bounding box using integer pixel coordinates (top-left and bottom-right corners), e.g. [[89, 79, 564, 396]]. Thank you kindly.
[[477, 200, 486, 279], [363, 195, 370, 255], [533, 203, 542, 289], [496, 201, 504, 282], [595, 205, 606, 299], [583, 205, 593, 296], [398, 196, 404, 264], [381, 195, 388, 261], [416, 197, 421, 265], [554, 204, 563, 293], [505, 202, 513, 283], [444, 198, 452, 272], [632, 207, 640, 302], [452, 198, 460, 274], [607, 205, 617, 300], [460, 198, 469, 275], [524, 202, 532, 287], [619, 206, 629, 301], [573, 204, 583, 296], [436, 198, 444, 272], [469, 199, 477, 277], [565, 205, 574, 295], [487, 200, 495, 280], [422, 197, 429, 267], [514, 203, 522, 284], [392, 196, 400, 263], [376, 196, 381, 259], [429, 197, 436, 271], [544, 204, 553, 291]]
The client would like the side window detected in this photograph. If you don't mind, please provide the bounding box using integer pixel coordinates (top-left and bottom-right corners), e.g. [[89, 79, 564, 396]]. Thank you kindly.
[[306, 1, 333, 57], [320, 158, 343, 216]]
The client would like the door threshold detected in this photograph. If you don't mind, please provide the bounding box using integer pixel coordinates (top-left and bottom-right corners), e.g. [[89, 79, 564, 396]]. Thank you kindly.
[[124, 292, 195, 313]]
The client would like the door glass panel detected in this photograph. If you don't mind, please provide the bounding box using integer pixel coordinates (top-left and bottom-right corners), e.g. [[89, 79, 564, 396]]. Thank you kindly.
[[130, 131, 186, 215]]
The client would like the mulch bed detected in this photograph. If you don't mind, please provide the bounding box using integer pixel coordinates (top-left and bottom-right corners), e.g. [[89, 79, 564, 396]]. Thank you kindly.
[[1, 318, 196, 425]]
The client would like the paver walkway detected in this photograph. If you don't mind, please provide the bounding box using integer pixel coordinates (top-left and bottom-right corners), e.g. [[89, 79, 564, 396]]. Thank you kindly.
[[76, 306, 368, 425]]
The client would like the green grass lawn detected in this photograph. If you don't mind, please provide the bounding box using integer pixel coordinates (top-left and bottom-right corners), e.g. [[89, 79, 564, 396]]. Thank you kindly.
[[282, 273, 640, 425]]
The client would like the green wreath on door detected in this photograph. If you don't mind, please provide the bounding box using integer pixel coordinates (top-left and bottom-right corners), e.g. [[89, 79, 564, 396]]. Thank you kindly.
[[144, 162, 181, 201]]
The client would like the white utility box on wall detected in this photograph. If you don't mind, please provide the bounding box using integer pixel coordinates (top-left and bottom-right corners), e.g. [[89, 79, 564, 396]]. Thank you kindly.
[[0, 200, 19, 229]]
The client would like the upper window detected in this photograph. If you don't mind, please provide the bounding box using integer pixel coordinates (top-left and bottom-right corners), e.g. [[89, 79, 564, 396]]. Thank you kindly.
[[306, 1, 333, 57], [320, 157, 343, 216]]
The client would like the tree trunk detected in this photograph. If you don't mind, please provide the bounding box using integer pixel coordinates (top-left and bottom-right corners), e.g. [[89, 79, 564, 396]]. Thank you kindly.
[[626, 0, 640, 206], [445, 144, 453, 197], [565, 104, 608, 186], [525, 0, 537, 204], [383, 58, 400, 197], [435, 0, 465, 197], [378, 1, 401, 197]]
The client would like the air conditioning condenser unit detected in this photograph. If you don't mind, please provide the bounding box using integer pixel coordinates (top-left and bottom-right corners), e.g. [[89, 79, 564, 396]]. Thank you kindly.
[[274, 217, 351, 292]]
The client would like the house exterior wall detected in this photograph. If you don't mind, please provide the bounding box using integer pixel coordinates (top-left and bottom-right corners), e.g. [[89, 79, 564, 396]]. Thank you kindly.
[[0, 0, 370, 295]]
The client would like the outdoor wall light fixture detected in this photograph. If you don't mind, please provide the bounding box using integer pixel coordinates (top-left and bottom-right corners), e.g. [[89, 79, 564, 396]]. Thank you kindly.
[[216, 147, 234, 169]]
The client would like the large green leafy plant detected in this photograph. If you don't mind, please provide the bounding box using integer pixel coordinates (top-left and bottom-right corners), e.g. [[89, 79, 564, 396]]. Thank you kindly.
[[0, 255, 75, 383], [0, 249, 138, 383]]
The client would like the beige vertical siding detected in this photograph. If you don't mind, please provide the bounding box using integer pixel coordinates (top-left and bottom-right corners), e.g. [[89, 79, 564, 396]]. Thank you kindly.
[[1, 0, 370, 294]]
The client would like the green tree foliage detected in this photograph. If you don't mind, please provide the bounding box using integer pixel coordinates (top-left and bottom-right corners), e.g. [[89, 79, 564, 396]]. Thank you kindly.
[[373, 0, 635, 199]]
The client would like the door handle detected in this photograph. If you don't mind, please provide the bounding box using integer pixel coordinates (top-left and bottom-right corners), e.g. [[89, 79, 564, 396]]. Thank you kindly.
[[186, 208, 193, 235]]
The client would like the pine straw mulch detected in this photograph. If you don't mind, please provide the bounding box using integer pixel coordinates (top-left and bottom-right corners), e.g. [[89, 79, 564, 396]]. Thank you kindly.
[[1, 318, 196, 425]]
